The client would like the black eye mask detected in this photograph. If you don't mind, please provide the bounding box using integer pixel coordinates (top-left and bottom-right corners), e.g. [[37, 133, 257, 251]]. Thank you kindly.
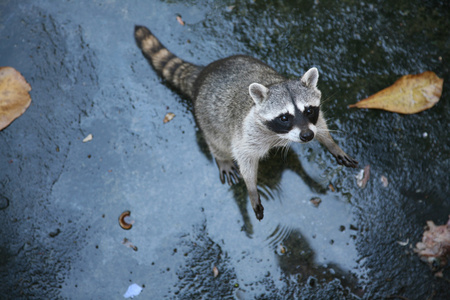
[[303, 106, 319, 125], [265, 113, 294, 134]]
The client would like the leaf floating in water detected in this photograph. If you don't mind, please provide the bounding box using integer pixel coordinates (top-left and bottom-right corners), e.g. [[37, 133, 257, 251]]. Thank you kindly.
[[0, 67, 32, 130], [213, 266, 219, 278], [176, 15, 185, 26], [349, 71, 443, 114], [355, 165, 370, 188], [310, 197, 322, 207], [226, 6, 235, 12], [83, 133, 93, 143], [163, 112, 175, 123], [328, 184, 335, 192]]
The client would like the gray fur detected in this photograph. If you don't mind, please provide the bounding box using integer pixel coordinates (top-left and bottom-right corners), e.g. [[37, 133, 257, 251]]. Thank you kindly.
[[135, 26, 358, 221]]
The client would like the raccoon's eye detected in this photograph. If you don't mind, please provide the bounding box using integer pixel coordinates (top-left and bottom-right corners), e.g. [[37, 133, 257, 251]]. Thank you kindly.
[[305, 107, 313, 116], [279, 114, 289, 122]]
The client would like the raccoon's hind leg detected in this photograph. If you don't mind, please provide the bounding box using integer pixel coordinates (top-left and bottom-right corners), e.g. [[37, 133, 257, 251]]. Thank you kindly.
[[206, 142, 240, 186], [215, 159, 240, 186]]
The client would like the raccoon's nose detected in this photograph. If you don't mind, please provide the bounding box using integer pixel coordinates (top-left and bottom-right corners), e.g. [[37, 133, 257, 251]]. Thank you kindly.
[[300, 129, 314, 142]]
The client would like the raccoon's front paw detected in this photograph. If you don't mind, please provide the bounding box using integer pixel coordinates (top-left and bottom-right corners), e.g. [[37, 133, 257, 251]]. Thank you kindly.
[[249, 193, 264, 220], [335, 154, 358, 168], [216, 159, 240, 186], [327, 144, 358, 168], [254, 203, 264, 221]]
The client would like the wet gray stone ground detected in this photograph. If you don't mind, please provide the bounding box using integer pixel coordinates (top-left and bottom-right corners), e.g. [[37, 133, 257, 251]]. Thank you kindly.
[[0, 0, 449, 299]]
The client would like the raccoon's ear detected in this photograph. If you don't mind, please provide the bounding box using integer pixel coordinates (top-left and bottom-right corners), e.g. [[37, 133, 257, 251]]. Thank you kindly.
[[301, 67, 319, 88], [249, 83, 269, 105]]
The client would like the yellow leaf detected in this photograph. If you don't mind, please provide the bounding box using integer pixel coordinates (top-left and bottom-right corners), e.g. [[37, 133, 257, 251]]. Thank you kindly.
[[0, 67, 32, 130], [349, 71, 443, 114]]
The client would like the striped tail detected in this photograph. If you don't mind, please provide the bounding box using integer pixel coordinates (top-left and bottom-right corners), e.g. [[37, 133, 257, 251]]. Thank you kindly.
[[134, 25, 202, 99]]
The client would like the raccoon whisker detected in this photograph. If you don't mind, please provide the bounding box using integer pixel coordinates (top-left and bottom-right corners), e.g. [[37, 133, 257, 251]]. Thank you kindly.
[[322, 114, 336, 122], [283, 148, 288, 161], [320, 91, 338, 105], [318, 115, 338, 128], [278, 141, 291, 162], [282, 141, 291, 160], [315, 127, 334, 134], [316, 128, 329, 134], [314, 128, 330, 138], [273, 139, 291, 160], [316, 121, 344, 135], [317, 128, 340, 133], [320, 106, 333, 116], [273, 144, 284, 157]]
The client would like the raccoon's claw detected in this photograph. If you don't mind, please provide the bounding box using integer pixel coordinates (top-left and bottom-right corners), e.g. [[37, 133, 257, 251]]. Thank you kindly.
[[220, 170, 239, 186], [216, 159, 240, 186], [336, 154, 358, 168], [326, 144, 358, 169], [250, 193, 264, 220]]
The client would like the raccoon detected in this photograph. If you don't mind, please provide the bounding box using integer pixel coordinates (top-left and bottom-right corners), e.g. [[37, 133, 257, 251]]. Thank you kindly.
[[134, 25, 358, 221]]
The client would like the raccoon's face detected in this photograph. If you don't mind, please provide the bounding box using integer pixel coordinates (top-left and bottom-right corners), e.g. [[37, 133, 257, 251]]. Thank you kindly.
[[249, 68, 322, 143]]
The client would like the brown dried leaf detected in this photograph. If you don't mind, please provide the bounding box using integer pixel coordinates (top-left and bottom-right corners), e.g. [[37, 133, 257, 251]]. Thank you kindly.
[[349, 71, 443, 114], [176, 15, 185, 26], [310, 197, 322, 207], [213, 266, 219, 278], [163, 112, 175, 123], [328, 184, 335, 192], [355, 165, 370, 189], [0, 67, 32, 130]]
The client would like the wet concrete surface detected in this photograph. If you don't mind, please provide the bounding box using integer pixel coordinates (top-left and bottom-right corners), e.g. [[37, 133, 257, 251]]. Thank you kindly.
[[0, 0, 449, 299]]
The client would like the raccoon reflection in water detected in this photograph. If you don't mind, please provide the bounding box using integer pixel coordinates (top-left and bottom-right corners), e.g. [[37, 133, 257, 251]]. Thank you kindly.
[[135, 25, 358, 221]]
